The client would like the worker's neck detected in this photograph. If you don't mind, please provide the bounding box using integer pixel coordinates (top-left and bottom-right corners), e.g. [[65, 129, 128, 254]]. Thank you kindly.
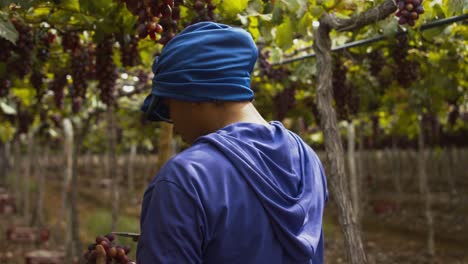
[[202, 102, 269, 134]]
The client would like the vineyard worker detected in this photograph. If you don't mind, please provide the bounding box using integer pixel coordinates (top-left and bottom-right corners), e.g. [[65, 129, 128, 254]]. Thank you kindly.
[[138, 22, 328, 264]]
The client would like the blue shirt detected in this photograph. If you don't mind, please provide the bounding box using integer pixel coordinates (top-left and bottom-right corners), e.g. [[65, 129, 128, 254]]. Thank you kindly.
[[137, 121, 328, 263]]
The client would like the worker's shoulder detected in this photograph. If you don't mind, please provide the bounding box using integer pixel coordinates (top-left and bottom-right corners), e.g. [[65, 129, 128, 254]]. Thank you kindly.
[[158, 141, 232, 182]]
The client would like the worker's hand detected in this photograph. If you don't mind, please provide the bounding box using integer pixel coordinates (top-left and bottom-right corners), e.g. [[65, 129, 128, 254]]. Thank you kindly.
[[83, 233, 135, 264]]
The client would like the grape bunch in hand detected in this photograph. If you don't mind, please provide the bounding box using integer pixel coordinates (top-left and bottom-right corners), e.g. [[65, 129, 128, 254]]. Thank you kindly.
[[395, 0, 424, 26], [83, 233, 136, 264]]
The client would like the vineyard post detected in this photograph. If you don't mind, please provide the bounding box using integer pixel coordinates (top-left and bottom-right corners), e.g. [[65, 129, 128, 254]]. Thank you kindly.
[[107, 106, 119, 231], [313, 1, 397, 263], [418, 116, 435, 261]]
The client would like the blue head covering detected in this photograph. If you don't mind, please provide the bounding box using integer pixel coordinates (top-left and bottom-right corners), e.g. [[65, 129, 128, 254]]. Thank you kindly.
[[141, 22, 258, 122]]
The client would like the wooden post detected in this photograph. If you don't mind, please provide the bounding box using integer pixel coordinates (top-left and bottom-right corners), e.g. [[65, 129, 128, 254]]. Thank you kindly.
[[107, 107, 119, 231], [347, 121, 360, 227], [418, 117, 435, 262]]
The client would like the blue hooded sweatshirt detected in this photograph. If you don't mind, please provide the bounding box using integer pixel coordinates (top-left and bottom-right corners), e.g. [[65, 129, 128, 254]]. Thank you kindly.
[[136, 121, 328, 263]]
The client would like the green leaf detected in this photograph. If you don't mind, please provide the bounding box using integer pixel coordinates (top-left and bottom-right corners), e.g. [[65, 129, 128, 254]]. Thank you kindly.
[[443, 0, 465, 16], [0, 101, 16, 115], [221, 0, 249, 19], [61, 0, 80, 11], [297, 12, 313, 35], [0, 16, 18, 44], [0, 121, 15, 143], [275, 16, 294, 49]]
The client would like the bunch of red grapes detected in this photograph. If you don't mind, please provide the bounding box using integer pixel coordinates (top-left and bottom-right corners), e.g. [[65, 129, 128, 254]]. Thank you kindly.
[[274, 86, 296, 121], [84, 233, 135, 264], [49, 72, 68, 109], [96, 36, 118, 106], [122, 0, 182, 44], [191, 0, 216, 24], [120, 35, 140, 67], [9, 18, 34, 79], [395, 0, 424, 26], [391, 35, 419, 87], [332, 56, 359, 121]]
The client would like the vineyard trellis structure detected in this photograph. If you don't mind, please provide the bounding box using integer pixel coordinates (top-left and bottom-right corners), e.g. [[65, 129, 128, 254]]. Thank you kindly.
[[272, 13, 468, 66]]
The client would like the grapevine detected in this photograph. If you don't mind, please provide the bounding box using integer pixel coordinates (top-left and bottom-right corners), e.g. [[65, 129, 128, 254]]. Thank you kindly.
[[395, 0, 424, 26]]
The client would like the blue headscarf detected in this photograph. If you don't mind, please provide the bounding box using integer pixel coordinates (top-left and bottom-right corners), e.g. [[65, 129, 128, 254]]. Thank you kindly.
[[141, 22, 258, 122]]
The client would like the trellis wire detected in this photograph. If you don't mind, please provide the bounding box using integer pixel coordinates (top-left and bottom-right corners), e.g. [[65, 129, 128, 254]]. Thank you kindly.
[[272, 14, 468, 66]]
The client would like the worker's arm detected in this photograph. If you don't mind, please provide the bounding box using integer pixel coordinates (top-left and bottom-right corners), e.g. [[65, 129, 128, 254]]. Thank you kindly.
[[136, 179, 205, 264]]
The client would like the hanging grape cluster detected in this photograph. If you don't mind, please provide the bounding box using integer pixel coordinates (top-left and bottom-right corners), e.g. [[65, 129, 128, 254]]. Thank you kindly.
[[391, 35, 419, 87], [96, 36, 118, 106], [274, 85, 296, 121], [120, 35, 140, 67], [30, 69, 46, 102], [258, 50, 289, 81], [332, 56, 360, 121], [190, 0, 216, 24], [83, 234, 135, 264], [368, 50, 385, 78], [9, 18, 34, 79], [0, 79, 11, 97], [122, 0, 182, 45], [49, 72, 68, 109], [395, 0, 424, 26], [36, 28, 55, 62], [0, 36, 13, 97]]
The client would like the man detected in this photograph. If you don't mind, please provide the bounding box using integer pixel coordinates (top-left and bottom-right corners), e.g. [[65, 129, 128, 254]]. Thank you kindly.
[[138, 22, 328, 263]]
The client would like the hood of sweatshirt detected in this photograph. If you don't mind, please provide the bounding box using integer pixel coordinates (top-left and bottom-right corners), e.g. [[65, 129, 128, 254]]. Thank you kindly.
[[196, 121, 328, 261]]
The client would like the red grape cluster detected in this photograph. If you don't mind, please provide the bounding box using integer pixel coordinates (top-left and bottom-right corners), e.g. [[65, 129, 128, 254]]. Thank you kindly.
[[9, 18, 34, 79], [395, 0, 424, 26], [274, 86, 296, 121], [190, 0, 216, 24], [120, 35, 140, 67], [84, 234, 135, 264], [30, 69, 46, 102], [0, 38, 12, 62], [123, 0, 181, 45], [96, 36, 118, 105], [36, 28, 55, 62], [258, 50, 289, 81], [62, 32, 80, 52], [391, 35, 419, 87], [0, 79, 11, 98], [332, 56, 359, 121], [368, 50, 384, 78], [49, 72, 68, 109]]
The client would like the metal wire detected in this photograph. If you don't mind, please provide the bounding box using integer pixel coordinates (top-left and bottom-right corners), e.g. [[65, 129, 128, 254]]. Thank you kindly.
[[272, 14, 468, 66]]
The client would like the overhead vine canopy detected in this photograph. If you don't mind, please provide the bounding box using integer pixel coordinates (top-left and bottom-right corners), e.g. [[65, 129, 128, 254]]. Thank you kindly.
[[0, 0, 466, 148]]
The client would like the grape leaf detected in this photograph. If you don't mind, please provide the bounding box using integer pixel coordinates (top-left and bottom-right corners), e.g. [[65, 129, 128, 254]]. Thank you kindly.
[[0, 16, 18, 44], [0, 101, 16, 115], [60, 0, 80, 12], [275, 16, 294, 49], [221, 0, 249, 19]]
